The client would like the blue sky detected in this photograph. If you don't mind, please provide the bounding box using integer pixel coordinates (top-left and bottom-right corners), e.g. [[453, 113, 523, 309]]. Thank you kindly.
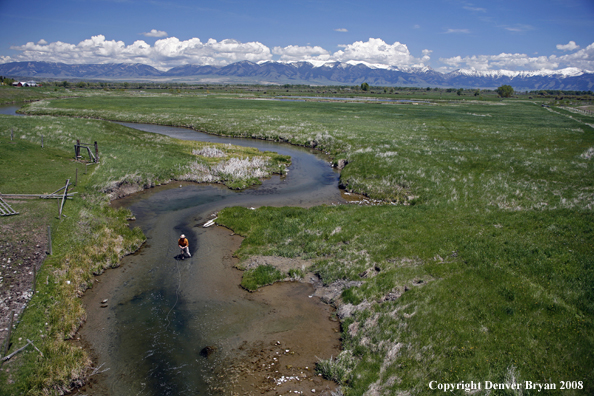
[[1, 0, 593, 72]]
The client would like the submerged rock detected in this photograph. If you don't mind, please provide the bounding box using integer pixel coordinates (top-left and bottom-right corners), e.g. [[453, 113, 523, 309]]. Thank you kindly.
[[200, 345, 217, 358]]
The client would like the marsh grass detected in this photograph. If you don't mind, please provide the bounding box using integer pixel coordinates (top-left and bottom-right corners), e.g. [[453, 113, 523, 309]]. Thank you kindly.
[[22, 95, 594, 207], [1, 114, 289, 196], [15, 93, 594, 394], [240, 264, 284, 291]]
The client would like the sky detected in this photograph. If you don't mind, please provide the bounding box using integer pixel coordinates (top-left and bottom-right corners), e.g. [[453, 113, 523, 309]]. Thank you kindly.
[[1, 0, 594, 73]]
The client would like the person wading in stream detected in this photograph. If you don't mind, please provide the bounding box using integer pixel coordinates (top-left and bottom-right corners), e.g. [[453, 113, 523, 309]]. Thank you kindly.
[[178, 234, 191, 259]]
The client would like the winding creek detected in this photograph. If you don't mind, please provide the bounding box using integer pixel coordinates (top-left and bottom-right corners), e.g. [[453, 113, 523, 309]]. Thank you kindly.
[[1, 103, 350, 394], [72, 123, 348, 395]]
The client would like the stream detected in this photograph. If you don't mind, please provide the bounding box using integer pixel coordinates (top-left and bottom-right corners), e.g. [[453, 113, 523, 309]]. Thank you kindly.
[[73, 123, 348, 395]]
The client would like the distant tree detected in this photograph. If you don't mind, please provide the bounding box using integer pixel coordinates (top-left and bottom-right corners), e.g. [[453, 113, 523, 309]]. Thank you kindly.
[[496, 85, 514, 98], [474, 89, 480, 96], [457, 88, 464, 96], [361, 82, 370, 91], [62, 80, 69, 88], [76, 81, 86, 88]]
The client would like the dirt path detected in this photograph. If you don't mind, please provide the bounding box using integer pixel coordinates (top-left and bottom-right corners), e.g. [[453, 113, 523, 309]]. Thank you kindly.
[[0, 202, 49, 354]]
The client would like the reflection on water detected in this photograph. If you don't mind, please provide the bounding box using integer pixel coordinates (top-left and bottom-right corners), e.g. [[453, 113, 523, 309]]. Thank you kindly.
[[80, 123, 344, 395]]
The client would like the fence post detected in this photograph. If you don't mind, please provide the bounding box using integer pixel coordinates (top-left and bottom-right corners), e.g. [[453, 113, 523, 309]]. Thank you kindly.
[[94, 141, 99, 163], [3, 311, 15, 358], [47, 226, 52, 255], [76, 139, 80, 159], [33, 266, 36, 295]]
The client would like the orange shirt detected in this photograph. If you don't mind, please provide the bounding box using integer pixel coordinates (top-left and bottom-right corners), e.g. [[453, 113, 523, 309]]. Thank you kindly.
[[178, 238, 188, 247]]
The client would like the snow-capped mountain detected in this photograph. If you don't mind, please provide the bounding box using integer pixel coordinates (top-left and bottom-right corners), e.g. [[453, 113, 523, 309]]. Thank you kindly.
[[1, 61, 593, 90]]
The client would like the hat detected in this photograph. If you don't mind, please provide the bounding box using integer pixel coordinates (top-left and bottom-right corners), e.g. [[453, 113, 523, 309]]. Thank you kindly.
[[180, 234, 185, 238]]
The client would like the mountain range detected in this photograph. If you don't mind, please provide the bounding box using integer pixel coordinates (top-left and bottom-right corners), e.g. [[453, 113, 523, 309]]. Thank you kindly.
[[1, 61, 593, 91]]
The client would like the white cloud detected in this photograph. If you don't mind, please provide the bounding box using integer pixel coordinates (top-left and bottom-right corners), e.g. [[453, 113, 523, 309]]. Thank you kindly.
[[554, 42, 594, 70], [444, 29, 470, 34], [439, 43, 594, 72], [421, 49, 432, 63], [8, 35, 273, 69], [440, 53, 558, 71], [272, 45, 330, 61], [413, 24, 421, 29], [5, 35, 594, 73], [331, 38, 426, 67], [142, 29, 168, 38], [334, 28, 348, 32], [557, 41, 580, 51]]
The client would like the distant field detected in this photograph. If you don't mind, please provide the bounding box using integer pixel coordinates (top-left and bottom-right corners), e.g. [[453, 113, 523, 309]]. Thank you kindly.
[[18, 93, 594, 395]]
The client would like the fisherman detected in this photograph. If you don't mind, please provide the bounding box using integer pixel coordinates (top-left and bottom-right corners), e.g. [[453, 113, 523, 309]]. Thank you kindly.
[[178, 234, 191, 259]]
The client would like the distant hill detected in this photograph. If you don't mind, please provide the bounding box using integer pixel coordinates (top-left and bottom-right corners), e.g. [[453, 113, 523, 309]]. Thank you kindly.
[[1, 60, 593, 90]]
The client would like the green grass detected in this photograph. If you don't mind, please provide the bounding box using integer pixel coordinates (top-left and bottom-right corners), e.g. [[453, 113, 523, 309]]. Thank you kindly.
[[0, 138, 79, 194], [0, 113, 289, 395], [0, 114, 289, 195], [21, 95, 593, 206], [0, 86, 84, 105], [0, 130, 145, 395], [240, 264, 284, 291], [13, 92, 594, 394]]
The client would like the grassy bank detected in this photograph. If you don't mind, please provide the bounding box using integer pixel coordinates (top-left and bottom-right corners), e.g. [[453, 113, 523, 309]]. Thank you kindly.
[[17, 93, 594, 394], [217, 205, 593, 394], [0, 114, 288, 395]]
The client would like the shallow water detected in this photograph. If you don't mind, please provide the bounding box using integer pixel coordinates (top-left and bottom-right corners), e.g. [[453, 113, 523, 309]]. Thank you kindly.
[[0, 104, 26, 116], [78, 124, 346, 395]]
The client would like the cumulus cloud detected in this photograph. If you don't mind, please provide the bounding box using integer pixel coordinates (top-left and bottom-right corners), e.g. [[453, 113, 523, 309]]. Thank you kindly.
[[5, 34, 594, 72], [554, 42, 594, 70], [142, 29, 168, 38], [421, 49, 432, 62], [440, 53, 558, 71], [272, 45, 330, 61], [8, 35, 272, 69], [331, 38, 426, 67], [334, 28, 348, 32], [439, 42, 594, 71], [557, 41, 580, 51]]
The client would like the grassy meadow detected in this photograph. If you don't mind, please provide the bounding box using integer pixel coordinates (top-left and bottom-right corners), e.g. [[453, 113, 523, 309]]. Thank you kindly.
[[10, 91, 594, 395]]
